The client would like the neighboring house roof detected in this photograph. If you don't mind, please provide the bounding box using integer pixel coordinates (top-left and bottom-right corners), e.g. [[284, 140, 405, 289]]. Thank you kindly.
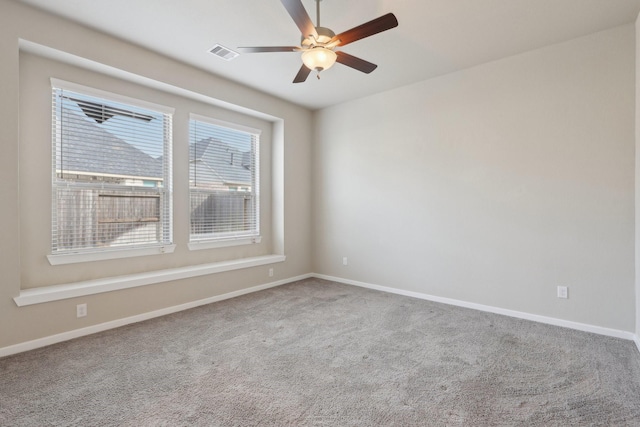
[[59, 108, 251, 187], [189, 138, 252, 187], [59, 109, 163, 179]]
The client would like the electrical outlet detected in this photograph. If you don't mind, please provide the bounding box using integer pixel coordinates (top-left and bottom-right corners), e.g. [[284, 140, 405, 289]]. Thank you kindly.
[[343, 257, 348, 266], [268, 268, 274, 277], [557, 286, 568, 299], [76, 303, 87, 318]]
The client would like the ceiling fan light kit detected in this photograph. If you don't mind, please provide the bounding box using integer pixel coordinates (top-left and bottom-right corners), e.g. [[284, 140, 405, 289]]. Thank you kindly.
[[302, 48, 337, 73], [238, 0, 398, 83]]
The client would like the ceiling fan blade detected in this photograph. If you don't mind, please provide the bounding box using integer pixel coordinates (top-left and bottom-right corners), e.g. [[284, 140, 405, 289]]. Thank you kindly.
[[281, 0, 318, 39], [238, 46, 300, 53], [330, 13, 398, 47], [335, 51, 377, 74], [293, 64, 312, 83]]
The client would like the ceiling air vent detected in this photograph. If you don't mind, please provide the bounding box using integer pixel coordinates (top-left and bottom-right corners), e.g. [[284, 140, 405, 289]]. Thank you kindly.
[[209, 44, 239, 61]]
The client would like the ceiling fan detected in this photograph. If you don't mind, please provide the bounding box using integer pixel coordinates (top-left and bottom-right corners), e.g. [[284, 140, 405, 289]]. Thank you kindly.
[[238, 0, 398, 83]]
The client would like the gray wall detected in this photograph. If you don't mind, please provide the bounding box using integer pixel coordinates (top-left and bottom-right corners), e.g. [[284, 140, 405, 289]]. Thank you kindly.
[[0, 0, 312, 349], [313, 25, 636, 332]]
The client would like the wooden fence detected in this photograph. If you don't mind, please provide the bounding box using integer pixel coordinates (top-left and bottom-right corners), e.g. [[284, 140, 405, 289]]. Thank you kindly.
[[54, 187, 161, 251], [54, 186, 255, 251], [190, 189, 255, 236]]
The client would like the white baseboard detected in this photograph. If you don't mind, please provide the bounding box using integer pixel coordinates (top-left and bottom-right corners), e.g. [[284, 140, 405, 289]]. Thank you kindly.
[[313, 273, 637, 342], [0, 273, 312, 358], [2, 272, 636, 358]]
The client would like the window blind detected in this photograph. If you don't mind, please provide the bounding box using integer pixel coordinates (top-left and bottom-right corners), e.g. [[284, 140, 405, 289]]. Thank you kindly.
[[51, 86, 173, 253], [189, 116, 260, 241]]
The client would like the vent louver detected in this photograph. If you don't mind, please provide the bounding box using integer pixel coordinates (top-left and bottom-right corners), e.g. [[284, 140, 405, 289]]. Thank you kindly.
[[209, 44, 240, 61]]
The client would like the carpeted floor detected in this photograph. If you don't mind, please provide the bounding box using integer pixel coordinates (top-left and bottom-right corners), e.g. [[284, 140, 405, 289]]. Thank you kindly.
[[1, 278, 640, 426]]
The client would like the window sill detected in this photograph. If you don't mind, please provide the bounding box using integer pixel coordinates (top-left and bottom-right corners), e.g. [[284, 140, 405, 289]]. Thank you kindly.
[[47, 244, 177, 266], [15, 254, 286, 306], [188, 236, 261, 251]]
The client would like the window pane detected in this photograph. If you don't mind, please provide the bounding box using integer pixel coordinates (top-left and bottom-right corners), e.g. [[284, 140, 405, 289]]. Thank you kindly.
[[52, 87, 172, 253], [189, 118, 259, 241]]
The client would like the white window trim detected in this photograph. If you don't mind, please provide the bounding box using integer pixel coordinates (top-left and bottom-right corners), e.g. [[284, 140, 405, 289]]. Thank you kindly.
[[188, 113, 261, 245], [189, 113, 262, 136], [50, 78, 175, 262], [188, 236, 261, 251], [51, 78, 175, 115], [47, 244, 177, 266]]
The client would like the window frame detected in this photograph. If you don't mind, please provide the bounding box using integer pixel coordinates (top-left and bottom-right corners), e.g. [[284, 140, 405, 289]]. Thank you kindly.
[[187, 113, 261, 251], [47, 79, 175, 265]]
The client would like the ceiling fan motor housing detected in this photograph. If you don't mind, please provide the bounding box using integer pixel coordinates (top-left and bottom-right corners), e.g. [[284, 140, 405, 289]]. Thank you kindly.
[[302, 26, 335, 48]]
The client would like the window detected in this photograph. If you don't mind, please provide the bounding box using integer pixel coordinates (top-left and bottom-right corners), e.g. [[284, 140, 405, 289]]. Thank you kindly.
[[189, 115, 260, 245], [51, 82, 173, 256]]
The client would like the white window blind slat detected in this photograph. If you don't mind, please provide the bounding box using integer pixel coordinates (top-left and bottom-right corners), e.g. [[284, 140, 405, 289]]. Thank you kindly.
[[51, 87, 173, 254], [189, 118, 260, 242]]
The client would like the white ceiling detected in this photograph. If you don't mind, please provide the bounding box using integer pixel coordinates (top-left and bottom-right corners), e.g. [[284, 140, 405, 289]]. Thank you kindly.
[[18, 0, 640, 110]]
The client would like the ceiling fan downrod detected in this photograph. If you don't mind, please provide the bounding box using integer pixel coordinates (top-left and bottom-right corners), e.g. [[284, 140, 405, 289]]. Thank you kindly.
[[315, 0, 321, 28]]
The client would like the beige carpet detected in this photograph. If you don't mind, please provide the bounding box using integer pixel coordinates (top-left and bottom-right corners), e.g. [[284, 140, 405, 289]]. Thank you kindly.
[[1, 278, 640, 426]]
